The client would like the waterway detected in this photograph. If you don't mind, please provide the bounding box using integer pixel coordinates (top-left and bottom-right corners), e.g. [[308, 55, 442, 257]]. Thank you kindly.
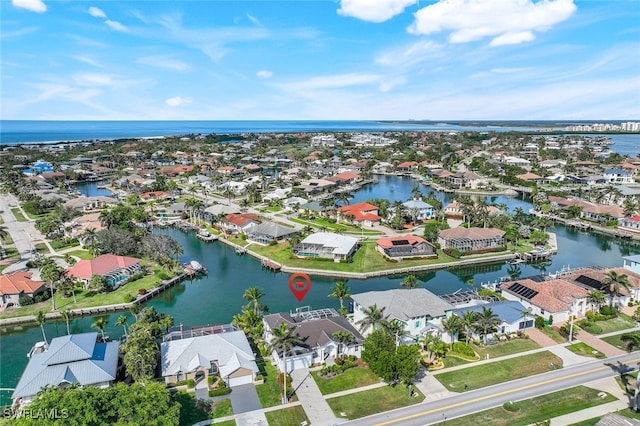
[[74, 181, 113, 197], [1, 177, 639, 405]]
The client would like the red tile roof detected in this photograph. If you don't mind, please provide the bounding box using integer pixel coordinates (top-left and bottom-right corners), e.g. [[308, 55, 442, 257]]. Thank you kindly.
[[502, 278, 589, 313], [224, 213, 260, 227], [140, 191, 171, 200], [338, 202, 378, 213], [0, 272, 46, 296], [65, 254, 141, 280], [377, 235, 427, 249], [397, 161, 418, 168]]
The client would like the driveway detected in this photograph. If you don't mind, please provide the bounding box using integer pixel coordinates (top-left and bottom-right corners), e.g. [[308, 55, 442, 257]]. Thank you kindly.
[[228, 384, 262, 414]]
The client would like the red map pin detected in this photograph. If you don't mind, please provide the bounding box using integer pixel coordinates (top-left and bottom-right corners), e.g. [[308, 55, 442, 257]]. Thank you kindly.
[[288, 273, 311, 302]]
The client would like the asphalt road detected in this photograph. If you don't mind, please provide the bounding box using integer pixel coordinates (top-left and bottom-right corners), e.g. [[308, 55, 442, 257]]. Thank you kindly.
[[0, 194, 40, 273], [344, 352, 640, 426]]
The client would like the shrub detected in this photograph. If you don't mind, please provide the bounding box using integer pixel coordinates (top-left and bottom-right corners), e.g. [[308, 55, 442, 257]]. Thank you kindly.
[[503, 401, 520, 412], [254, 374, 264, 382], [138, 288, 147, 295], [187, 379, 195, 389], [34, 292, 51, 303], [157, 272, 169, 280], [451, 342, 475, 358], [208, 376, 215, 385], [443, 248, 462, 258], [19, 295, 35, 306], [277, 373, 292, 388], [599, 305, 617, 317], [535, 315, 546, 329], [123, 294, 135, 303], [208, 387, 231, 397]]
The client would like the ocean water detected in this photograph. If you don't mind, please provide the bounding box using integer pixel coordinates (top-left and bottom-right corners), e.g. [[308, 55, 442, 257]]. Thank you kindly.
[[1, 120, 563, 145]]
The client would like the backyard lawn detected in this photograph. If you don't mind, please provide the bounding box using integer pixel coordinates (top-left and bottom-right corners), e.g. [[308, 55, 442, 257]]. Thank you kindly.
[[472, 338, 541, 359], [311, 367, 380, 395], [264, 406, 309, 426], [434, 351, 563, 391], [445, 386, 616, 426], [326, 384, 424, 420]]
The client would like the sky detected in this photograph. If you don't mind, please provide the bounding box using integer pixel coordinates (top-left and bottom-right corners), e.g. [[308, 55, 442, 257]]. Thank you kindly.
[[1, 0, 639, 121]]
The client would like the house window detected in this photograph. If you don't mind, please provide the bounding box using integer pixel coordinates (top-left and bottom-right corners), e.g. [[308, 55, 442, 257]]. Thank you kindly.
[[415, 321, 420, 328]]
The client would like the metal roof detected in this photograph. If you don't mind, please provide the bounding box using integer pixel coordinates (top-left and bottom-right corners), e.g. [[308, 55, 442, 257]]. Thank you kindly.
[[351, 289, 454, 321]]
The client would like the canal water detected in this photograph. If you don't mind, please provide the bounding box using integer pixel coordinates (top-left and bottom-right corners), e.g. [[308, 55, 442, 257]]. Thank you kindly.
[[2, 177, 639, 405], [74, 181, 113, 197]]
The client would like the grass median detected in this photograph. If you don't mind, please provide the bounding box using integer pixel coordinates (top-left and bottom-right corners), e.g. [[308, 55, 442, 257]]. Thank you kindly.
[[434, 351, 563, 392], [445, 386, 616, 426]]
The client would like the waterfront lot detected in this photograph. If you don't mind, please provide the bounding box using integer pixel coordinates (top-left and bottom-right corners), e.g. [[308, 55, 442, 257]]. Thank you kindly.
[[434, 351, 563, 391]]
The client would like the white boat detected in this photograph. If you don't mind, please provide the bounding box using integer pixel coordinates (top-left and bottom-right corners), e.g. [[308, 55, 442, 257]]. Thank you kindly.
[[190, 260, 204, 271], [27, 341, 48, 358]]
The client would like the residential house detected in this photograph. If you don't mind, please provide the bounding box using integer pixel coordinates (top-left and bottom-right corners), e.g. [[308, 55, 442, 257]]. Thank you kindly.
[[402, 199, 436, 221], [561, 266, 640, 306], [263, 308, 364, 372], [462, 171, 489, 189], [376, 235, 436, 260], [221, 213, 260, 235], [0, 272, 46, 308], [443, 201, 464, 218], [516, 172, 543, 184], [65, 254, 143, 289], [337, 202, 381, 227], [293, 232, 359, 262], [623, 255, 640, 275], [351, 289, 454, 341], [64, 196, 118, 212], [12, 333, 119, 405], [140, 191, 172, 201], [396, 161, 418, 173], [203, 204, 240, 222], [603, 168, 634, 184], [282, 196, 308, 211], [246, 222, 299, 245], [438, 227, 506, 252], [501, 278, 590, 324], [67, 212, 104, 240], [298, 178, 336, 196], [449, 300, 533, 339], [619, 216, 640, 234], [161, 328, 259, 388]]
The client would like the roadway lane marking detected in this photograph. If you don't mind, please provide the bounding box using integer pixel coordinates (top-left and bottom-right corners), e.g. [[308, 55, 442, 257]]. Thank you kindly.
[[375, 357, 640, 425]]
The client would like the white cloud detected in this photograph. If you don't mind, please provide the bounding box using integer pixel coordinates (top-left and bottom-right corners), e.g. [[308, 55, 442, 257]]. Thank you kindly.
[[137, 55, 190, 71], [73, 73, 114, 86], [12, 0, 46, 13], [280, 73, 383, 92], [337, 0, 416, 23], [71, 56, 103, 68], [375, 40, 443, 68], [408, 0, 577, 46], [88, 6, 106, 19], [379, 76, 407, 92], [247, 13, 260, 26], [256, 70, 273, 79], [165, 96, 192, 107], [105, 20, 128, 32]]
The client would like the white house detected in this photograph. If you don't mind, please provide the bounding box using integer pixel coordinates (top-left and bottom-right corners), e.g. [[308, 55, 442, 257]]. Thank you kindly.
[[624, 255, 640, 275], [263, 308, 364, 373], [402, 199, 436, 221], [449, 300, 534, 341], [293, 232, 359, 262], [619, 216, 640, 234], [351, 289, 454, 342], [603, 168, 634, 184], [161, 328, 259, 388]]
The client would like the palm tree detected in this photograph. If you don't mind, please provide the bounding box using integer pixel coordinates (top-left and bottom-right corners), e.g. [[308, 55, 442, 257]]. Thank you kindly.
[[440, 315, 463, 349], [588, 291, 606, 312], [332, 330, 355, 357], [36, 310, 48, 343], [81, 227, 99, 255], [0, 225, 8, 242], [329, 281, 351, 315], [267, 323, 304, 404], [384, 319, 407, 346], [475, 307, 500, 343], [40, 259, 62, 311], [116, 315, 129, 337], [356, 304, 388, 334], [602, 270, 631, 308], [460, 310, 477, 346], [422, 332, 445, 364], [243, 287, 266, 316], [91, 317, 108, 342], [620, 333, 640, 351], [401, 274, 420, 289], [60, 309, 72, 335]]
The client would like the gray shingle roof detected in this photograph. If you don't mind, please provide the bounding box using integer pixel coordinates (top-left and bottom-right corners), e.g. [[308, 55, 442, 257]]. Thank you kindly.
[[247, 222, 299, 238], [450, 301, 528, 324], [351, 289, 454, 321], [12, 332, 119, 400]]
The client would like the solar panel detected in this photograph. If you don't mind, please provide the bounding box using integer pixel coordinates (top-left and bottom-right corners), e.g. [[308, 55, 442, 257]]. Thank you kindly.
[[575, 275, 603, 290], [508, 282, 539, 300], [391, 240, 409, 246]]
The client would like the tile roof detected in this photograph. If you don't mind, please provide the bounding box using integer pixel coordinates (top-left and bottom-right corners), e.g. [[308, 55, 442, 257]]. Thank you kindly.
[[501, 278, 589, 313], [65, 254, 141, 280], [0, 272, 46, 296], [224, 213, 260, 227], [376, 235, 427, 249]]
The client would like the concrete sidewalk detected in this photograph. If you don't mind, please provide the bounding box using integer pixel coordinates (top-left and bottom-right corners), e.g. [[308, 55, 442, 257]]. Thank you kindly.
[[290, 368, 341, 426]]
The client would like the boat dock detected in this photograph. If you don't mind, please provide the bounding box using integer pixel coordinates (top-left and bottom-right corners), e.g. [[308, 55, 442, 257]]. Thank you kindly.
[[261, 259, 282, 271], [196, 230, 219, 242]]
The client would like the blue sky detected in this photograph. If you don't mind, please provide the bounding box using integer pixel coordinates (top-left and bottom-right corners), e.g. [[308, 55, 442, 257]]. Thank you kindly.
[[2, 0, 639, 120]]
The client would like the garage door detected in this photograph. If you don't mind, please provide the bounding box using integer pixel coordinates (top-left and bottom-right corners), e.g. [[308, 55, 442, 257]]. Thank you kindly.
[[228, 374, 253, 387]]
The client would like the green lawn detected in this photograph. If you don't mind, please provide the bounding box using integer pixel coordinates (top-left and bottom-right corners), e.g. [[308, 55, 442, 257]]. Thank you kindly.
[[289, 217, 384, 236], [255, 359, 286, 408], [264, 406, 309, 426], [434, 351, 563, 392], [569, 418, 600, 426], [472, 338, 541, 359], [311, 367, 380, 395], [66, 249, 94, 260], [445, 386, 616, 426], [326, 384, 425, 420], [539, 325, 566, 343], [10, 208, 27, 222], [0, 268, 170, 319], [34, 242, 50, 254], [594, 314, 637, 334], [566, 342, 605, 359], [441, 355, 472, 369], [211, 399, 233, 418], [214, 421, 236, 426], [602, 331, 640, 352]]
